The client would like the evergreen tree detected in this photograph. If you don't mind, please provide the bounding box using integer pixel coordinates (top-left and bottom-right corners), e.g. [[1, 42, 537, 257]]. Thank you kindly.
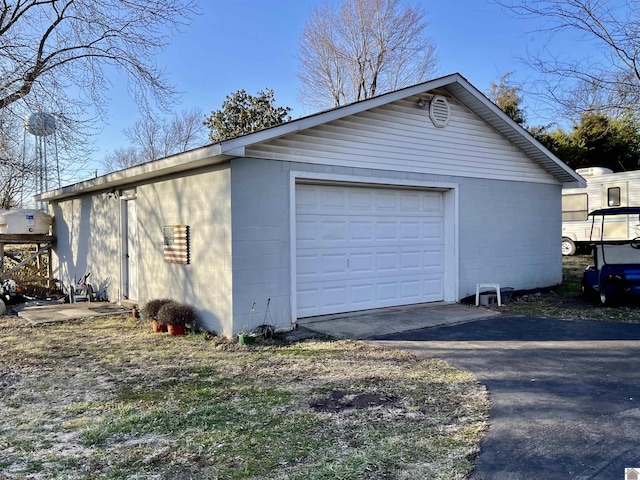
[[204, 89, 292, 143]]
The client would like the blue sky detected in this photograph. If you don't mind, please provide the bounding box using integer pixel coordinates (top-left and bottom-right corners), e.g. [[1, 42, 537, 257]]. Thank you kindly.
[[86, 0, 584, 177]]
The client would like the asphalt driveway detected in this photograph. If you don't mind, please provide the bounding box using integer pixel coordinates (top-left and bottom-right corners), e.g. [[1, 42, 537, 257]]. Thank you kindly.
[[368, 316, 640, 480]]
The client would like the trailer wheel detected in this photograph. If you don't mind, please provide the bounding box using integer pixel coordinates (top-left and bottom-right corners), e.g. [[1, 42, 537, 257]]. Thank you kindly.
[[561, 237, 576, 256]]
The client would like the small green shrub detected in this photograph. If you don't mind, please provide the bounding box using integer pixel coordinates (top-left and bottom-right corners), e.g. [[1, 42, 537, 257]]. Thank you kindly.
[[141, 298, 175, 321], [157, 302, 196, 326]]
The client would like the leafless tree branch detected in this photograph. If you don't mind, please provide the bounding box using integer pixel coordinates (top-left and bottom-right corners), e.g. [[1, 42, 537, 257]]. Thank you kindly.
[[102, 108, 207, 173], [0, 0, 199, 202], [297, 0, 437, 109], [498, 0, 640, 117]]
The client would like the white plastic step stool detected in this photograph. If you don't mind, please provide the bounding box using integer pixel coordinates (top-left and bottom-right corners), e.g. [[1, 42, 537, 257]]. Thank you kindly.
[[476, 283, 502, 307]]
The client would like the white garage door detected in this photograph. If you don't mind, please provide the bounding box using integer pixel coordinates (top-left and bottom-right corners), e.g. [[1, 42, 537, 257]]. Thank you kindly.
[[296, 183, 445, 318]]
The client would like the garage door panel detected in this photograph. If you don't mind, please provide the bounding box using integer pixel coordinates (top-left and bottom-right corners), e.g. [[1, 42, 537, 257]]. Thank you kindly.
[[377, 252, 399, 271], [323, 254, 349, 274], [376, 221, 398, 240], [399, 192, 421, 210], [297, 287, 320, 315], [352, 284, 374, 304], [295, 188, 318, 211], [422, 222, 444, 243], [349, 190, 374, 210], [377, 282, 399, 301], [423, 250, 444, 269], [299, 216, 441, 245], [376, 191, 399, 210], [321, 220, 348, 241], [296, 184, 445, 317], [401, 280, 422, 298], [297, 252, 351, 277], [295, 219, 318, 242], [297, 275, 444, 315], [400, 221, 421, 239], [296, 254, 319, 277], [324, 286, 348, 306], [323, 190, 347, 209], [424, 277, 444, 299], [350, 221, 375, 239], [350, 253, 373, 273]]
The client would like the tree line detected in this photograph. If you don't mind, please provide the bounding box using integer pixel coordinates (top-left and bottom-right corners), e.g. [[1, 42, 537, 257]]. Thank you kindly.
[[489, 72, 640, 173]]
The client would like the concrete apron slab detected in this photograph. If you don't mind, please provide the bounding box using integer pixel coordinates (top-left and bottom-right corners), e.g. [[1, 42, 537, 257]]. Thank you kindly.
[[15, 302, 129, 325], [297, 302, 500, 339]]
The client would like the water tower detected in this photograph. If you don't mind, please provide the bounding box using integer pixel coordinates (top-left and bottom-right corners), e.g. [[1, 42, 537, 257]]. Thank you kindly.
[[23, 112, 60, 209]]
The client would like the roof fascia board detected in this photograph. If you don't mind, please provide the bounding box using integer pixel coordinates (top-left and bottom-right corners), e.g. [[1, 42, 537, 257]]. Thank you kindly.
[[40, 143, 227, 201]]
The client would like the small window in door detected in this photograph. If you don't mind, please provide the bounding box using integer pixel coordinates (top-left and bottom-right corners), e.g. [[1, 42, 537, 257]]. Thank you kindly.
[[608, 187, 621, 207]]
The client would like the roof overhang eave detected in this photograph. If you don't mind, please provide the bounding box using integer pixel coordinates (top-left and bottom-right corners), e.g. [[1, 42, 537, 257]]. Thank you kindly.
[[39, 144, 232, 202]]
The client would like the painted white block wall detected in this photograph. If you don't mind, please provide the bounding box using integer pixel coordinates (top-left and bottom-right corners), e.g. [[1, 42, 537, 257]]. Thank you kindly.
[[230, 157, 562, 335], [51, 193, 121, 300], [135, 165, 233, 336], [457, 180, 562, 297], [52, 165, 234, 336], [230, 158, 291, 334]]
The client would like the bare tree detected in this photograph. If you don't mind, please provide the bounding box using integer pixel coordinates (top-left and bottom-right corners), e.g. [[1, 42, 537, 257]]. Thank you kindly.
[[298, 0, 438, 109], [102, 147, 142, 174], [103, 109, 207, 172], [0, 0, 199, 202], [498, 0, 640, 117], [0, 0, 198, 114]]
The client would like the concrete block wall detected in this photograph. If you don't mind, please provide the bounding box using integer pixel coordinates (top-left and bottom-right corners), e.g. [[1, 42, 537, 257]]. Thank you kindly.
[[52, 157, 562, 338], [230, 158, 562, 334], [51, 193, 122, 300], [457, 179, 562, 297], [230, 158, 291, 334], [136, 165, 233, 336]]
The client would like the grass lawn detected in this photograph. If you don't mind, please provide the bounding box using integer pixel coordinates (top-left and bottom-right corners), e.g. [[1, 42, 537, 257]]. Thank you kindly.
[[0, 315, 488, 479]]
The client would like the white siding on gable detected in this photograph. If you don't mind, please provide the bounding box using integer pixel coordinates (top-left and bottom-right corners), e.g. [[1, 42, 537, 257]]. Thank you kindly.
[[246, 96, 558, 185]]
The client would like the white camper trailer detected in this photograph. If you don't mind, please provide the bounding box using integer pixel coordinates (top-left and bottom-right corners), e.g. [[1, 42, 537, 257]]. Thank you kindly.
[[562, 167, 640, 255]]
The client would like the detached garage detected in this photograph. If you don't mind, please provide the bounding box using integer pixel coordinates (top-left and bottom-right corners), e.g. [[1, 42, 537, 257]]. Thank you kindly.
[[40, 73, 585, 337]]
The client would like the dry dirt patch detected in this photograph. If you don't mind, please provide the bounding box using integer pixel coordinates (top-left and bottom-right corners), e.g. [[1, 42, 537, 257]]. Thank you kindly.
[[0, 314, 487, 480]]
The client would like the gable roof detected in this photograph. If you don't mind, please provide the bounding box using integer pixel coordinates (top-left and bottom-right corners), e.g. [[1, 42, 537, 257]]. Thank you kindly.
[[40, 73, 585, 202]]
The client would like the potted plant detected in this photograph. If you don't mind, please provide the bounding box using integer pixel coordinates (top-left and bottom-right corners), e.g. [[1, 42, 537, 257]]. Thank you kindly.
[[237, 328, 258, 345], [157, 302, 196, 337], [141, 298, 174, 333]]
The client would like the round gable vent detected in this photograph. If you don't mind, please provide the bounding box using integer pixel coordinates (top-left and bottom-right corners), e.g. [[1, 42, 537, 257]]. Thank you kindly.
[[429, 95, 450, 128]]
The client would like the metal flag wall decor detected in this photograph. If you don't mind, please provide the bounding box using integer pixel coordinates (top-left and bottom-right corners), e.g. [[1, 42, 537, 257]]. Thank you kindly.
[[163, 225, 190, 264]]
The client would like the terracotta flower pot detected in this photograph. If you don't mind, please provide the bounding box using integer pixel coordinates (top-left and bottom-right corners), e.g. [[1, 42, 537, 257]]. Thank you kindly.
[[152, 320, 168, 333], [167, 324, 185, 336]]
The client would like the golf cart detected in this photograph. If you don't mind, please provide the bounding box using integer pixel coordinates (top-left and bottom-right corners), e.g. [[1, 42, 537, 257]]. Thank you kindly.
[[581, 207, 640, 305]]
